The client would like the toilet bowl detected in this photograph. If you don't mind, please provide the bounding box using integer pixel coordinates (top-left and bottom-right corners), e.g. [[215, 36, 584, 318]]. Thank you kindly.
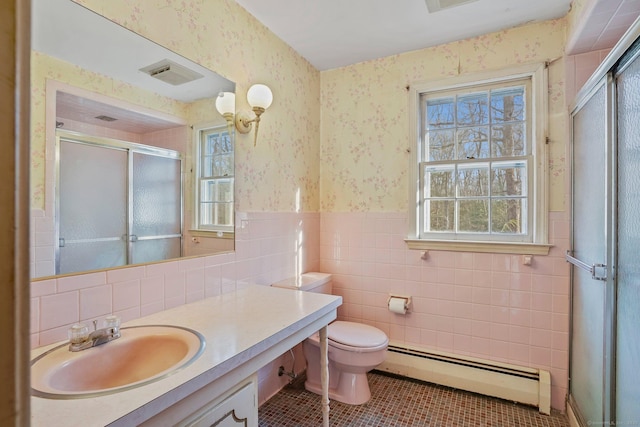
[[271, 273, 389, 405]]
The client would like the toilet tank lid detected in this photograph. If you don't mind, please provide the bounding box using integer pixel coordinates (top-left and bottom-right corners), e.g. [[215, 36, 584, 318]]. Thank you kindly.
[[328, 321, 388, 348], [271, 272, 332, 291]]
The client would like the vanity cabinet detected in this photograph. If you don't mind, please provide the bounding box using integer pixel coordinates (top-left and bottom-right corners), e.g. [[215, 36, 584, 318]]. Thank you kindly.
[[141, 375, 258, 427]]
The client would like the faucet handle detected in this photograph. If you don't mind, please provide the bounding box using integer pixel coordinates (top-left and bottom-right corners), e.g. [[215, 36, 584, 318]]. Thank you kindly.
[[68, 323, 89, 344], [104, 315, 121, 329]]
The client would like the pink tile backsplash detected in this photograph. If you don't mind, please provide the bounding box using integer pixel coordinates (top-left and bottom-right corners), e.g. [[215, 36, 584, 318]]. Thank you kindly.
[[30, 211, 321, 348], [79, 285, 112, 321]]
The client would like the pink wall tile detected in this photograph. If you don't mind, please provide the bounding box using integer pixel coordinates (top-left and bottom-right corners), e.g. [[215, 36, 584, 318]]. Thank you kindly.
[[57, 271, 106, 292], [32, 278, 56, 297], [29, 209, 569, 410], [80, 285, 112, 321], [141, 301, 164, 317], [320, 211, 570, 410], [141, 276, 164, 305], [106, 266, 145, 283], [115, 306, 140, 324], [40, 292, 78, 330], [112, 280, 141, 312]]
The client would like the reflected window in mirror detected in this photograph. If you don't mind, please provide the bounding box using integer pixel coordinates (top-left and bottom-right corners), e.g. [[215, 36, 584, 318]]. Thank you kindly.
[[193, 124, 234, 235]]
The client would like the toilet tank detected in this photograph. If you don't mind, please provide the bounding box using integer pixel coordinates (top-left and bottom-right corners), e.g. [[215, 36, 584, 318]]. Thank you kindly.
[[271, 272, 332, 294]]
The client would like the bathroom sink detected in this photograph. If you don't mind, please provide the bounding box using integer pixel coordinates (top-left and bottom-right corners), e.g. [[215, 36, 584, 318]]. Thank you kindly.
[[31, 325, 205, 399]]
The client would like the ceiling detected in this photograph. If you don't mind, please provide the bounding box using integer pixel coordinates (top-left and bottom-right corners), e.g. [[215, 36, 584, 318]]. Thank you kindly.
[[234, 0, 573, 70]]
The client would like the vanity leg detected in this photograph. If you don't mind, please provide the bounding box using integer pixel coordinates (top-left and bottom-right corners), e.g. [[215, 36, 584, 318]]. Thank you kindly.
[[319, 326, 330, 427]]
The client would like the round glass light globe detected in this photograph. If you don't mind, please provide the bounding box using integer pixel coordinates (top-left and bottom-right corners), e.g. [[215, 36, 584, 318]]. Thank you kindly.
[[215, 92, 236, 115], [247, 84, 273, 110]]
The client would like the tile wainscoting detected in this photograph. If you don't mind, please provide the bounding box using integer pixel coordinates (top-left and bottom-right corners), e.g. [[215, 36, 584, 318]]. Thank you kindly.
[[320, 211, 570, 411]]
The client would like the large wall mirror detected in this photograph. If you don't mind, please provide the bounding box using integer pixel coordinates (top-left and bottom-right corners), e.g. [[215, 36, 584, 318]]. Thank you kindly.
[[31, 0, 236, 279]]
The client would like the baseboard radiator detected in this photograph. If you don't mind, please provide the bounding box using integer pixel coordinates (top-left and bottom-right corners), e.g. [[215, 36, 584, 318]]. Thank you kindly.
[[378, 343, 551, 415]]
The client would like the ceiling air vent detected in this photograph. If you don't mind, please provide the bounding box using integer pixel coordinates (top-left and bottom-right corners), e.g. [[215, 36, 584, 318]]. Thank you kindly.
[[95, 115, 117, 122], [139, 59, 204, 86], [425, 0, 479, 13]]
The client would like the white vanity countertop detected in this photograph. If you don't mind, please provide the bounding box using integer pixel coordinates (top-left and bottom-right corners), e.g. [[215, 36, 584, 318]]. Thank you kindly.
[[30, 284, 342, 427]]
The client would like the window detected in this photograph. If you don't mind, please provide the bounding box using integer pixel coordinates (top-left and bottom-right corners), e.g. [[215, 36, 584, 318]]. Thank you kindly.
[[193, 125, 234, 233], [407, 64, 550, 255]]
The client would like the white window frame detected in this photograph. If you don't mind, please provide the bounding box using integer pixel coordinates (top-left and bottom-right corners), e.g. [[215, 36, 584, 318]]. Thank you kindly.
[[406, 63, 551, 255], [192, 123, 234, 235]]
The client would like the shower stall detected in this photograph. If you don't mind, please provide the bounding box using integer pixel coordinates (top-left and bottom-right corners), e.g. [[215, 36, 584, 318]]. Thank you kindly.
[[568, 19, 640, 426]]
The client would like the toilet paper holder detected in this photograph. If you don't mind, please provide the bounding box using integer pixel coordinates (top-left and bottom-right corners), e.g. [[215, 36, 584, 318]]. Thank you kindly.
[[387, 295, 412, 314]]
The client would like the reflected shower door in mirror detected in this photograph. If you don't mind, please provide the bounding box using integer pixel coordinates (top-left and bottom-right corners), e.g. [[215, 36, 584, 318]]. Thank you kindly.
[[57, 133, 182, 275], [31, 0, 236, 279]]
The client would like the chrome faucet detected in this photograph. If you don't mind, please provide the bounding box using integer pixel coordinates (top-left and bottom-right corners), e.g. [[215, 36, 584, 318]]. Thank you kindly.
[[68, 316, 121, 352]]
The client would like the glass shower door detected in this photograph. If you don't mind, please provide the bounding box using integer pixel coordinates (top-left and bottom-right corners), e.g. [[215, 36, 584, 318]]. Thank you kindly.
[[569, 80, 611, 424], [130, 151, 182, 265], [57, 141, 127, 274], [614, 45, 640, 424]]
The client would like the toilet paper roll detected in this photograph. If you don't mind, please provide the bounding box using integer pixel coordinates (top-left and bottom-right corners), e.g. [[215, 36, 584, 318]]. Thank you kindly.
[[388, 297, 407, 314]]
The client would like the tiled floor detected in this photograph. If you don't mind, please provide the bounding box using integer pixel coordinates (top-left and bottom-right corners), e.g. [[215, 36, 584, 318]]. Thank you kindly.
[[259, 371, 569, 427]]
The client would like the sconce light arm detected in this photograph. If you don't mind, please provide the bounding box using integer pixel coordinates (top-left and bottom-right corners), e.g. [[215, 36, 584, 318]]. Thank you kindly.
[[235, 107, 267, 146]]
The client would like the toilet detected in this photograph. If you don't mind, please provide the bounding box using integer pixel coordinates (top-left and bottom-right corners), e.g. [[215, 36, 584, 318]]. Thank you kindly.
[[271, 272, 388, 405]]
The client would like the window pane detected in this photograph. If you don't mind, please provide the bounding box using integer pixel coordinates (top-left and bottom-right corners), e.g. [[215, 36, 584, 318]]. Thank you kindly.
[[426, 129, 455, 161], [490, 87, 524, 122], [491, 162, 525, 196], [213, 153, 234, 177], [457, 126, 489, 159], [425, 166, 455, 197], [491, 123, 525, 157], [201, 180, 215, 202], [427, 200, 454, 232], [199, 202, 233, 227], [427, 97, 455, 129], [457, 165, 489, 197], [458, 199, 489, 232], [457, 92, 489, 125], [201, 179, 233, 203], [491, 199, 525, 234], [205, 132, 232, 154], [202, 155, 214, 177]]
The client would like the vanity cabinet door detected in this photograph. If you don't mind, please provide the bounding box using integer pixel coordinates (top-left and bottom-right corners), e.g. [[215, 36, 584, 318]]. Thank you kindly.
[[180, 380, 257, 427]]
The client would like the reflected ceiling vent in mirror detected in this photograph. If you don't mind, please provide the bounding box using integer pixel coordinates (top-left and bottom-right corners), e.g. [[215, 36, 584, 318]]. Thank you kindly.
[[425, 0, 478, 13], [139, 59, 204, 86], [95, 115, 117, 122]]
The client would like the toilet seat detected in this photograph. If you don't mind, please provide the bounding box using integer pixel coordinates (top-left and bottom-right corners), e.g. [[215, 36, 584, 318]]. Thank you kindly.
[[308, 321, 389, 353]]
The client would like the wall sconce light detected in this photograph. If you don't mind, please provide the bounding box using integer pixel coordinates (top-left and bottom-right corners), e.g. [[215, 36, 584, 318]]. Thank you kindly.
[[237, 84, 274, 146], [215, 84, 273, 146]]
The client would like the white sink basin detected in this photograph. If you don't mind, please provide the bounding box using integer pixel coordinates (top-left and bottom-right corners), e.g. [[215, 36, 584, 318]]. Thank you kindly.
[[31, 325, 205, 399]]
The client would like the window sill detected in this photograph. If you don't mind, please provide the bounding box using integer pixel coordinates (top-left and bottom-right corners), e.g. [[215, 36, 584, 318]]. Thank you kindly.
[[405, 239, 552, 255], [188, 229, 234, 239]]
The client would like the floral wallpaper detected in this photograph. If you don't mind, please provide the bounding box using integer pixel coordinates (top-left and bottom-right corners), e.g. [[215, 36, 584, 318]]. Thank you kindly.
[[320, 19, 567, 213], [72, 0, 322, 213]]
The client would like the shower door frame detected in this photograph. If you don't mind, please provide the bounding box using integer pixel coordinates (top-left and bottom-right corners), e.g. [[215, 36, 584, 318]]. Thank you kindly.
[[567, 19, 640, 427], [55, 130, 184, 275], [568, 71, 617, 427]]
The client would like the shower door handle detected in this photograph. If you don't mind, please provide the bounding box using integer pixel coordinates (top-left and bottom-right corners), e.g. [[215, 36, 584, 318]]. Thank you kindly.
[[566, 251, 607, 281]]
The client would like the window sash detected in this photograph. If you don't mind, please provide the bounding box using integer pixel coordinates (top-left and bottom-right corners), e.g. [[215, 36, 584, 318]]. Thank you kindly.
[[409, 67, 546, 243], [194, 126, 234, 232]]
